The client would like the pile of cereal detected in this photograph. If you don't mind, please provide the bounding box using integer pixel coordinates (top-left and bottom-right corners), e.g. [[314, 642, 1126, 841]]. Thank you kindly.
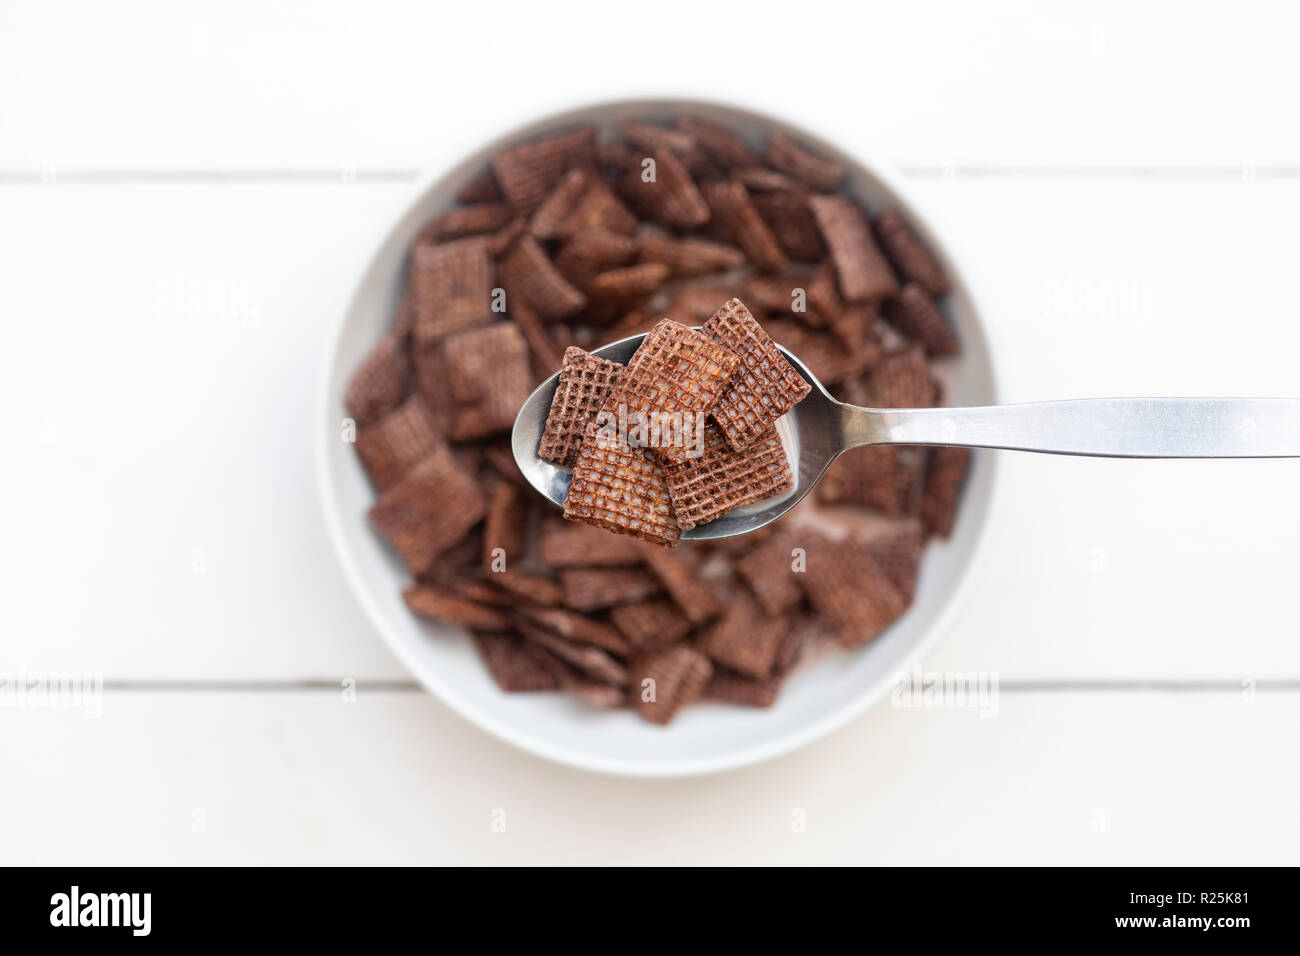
[[347, 117, 969, 724]]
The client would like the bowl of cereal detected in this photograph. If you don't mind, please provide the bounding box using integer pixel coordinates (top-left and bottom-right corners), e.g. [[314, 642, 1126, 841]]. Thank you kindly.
[[316, 97, 1000, 776]]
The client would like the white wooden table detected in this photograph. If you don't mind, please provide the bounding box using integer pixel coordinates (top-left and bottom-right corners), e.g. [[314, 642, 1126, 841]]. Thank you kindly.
[[3, 0, 1298, 865]]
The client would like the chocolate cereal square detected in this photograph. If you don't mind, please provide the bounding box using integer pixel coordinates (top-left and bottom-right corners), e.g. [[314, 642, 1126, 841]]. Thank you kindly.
[[604, 318, 739, 464], [559, 567, 661, 611], [698, 588, 790, 679], [765, 132, 845, 192], [609, 599, 692, 650], [874, 208, 951, 297], [734, 529, 805, 616], [498, 234, 587, 322], [802, 535, 909, 647], [808, 195, 899, 303], [403, 585, 512, 630], [355, 394, 441, 491], [663, 424, 793, 531], [632, 643, 713, 725], [410, 237, 496, 345], [537, 517, 651, 567], [703, 180, 788, 274], [491, 125, 597, 215], [368, 444, 487, 575], [538, 346, 625, 468], [482, 480, 527, 571], [703, 669, 781, 708], [869, 346, 934, 409], [472, 631, 562, 692], [640, 546, 721, 624], [702, 298, 811, 451], [562, 421, 681, 547], [819, 445, 909, 514], [623, 148, 710, 230], [444, 323, 532, 441], [883, 284, 959, 358], [920, 446, 971, 538], [554, 178, 639, 239], [518, 605, 631, 656], [346, 335, 409, 427]]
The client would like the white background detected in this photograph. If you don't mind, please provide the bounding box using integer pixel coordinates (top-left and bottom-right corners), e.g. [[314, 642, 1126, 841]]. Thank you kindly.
[[2, 0, 1299, 864]]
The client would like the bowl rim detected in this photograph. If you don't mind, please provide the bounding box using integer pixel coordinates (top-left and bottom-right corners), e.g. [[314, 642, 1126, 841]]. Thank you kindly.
[[314, 94, 1004, 778]]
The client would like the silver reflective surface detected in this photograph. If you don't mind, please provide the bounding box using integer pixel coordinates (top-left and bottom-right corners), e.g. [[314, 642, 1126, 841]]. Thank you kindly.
[[510, 332, 838, 541], [512, 334, 1300, 541]]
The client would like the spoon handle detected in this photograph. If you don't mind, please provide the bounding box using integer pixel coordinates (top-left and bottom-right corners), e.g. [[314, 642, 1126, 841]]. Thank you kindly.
[[843, 397, 1300, 458]]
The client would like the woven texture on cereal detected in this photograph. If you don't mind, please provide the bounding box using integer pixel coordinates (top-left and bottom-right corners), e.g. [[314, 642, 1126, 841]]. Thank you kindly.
[[663, 424, 793, 532], [734, 529, 805, 616], [609, 599, 692, 650], [538, 346, 625, 468], [346, 335, 410, 428], [368, 444, 486, 575], [444, 323, 533, 441], [701, 298, 811, 451], [921, 446, 971, 538], [765, 132, 845, 192], [537, 518, 651, 567], [632, 644, 713, 725], [603, 318, 739, 464], [703, 180, 788, 274], [410, 237, 496, 344], [801, 535, 908, 647], [472, 631, 563, 692], [403, 585, 512, 630], [874, 208, 951, 297], [498, 235, 587, 322], [808, 195, 899, 303], [559, 567, 661, 611], [562, 421, 681, 547], [676, 116, 760, 170], [491, 125, 597, 215], [884, 284, 960, 358], [355, 395, 441, 491], [698, 587, 790, 679]]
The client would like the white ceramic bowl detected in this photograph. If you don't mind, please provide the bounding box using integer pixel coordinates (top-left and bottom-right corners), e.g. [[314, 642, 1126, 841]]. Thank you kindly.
[[316, 97, 1001, 777]]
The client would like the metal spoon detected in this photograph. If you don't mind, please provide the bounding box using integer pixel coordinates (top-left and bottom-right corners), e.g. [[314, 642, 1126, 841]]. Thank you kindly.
[[512, 332, 1300, 541]]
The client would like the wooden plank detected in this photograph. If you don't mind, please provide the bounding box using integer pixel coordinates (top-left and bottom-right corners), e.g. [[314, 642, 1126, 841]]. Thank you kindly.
[[2, 2, 1299, 171], [0, 182, 415, 679], [0, 689, 1295, 863]]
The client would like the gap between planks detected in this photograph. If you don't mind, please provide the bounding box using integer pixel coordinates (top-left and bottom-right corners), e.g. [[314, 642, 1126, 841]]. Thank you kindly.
[[88, 678, 1300, 693], [3, 165, 1300, 186]]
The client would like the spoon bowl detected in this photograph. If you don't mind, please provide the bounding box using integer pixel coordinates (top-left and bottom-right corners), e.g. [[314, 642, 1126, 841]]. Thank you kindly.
[[511, 331, 845, 540]]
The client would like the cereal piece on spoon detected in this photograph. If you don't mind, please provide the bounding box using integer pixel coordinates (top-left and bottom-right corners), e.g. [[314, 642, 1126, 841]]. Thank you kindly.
[[701, 298, 811, 451], [562, 420, 681, 547], [662, 424, 793, 531], [601, 318, 739, 464], [538, 346, 625, 468]]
